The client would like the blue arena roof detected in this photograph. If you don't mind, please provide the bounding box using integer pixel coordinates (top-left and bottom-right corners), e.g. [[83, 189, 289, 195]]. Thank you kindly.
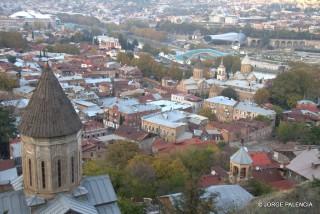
[[175, 49, 229, 63], [205, 32, 246, 44]]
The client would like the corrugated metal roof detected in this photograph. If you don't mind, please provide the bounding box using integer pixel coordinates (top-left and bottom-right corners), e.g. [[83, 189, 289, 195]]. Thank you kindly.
[[36, 194, 98, 214], [96, 203, 121, 214], [81, 175, 117, 206], [25, 195, 45, 207], [0, 190, 30, 214], [204, 185, 254, 213], [166, 184, 253, 214], [11, 175, 23, 191], [72, 186, 89, 197], [0, 175, 120, 214]]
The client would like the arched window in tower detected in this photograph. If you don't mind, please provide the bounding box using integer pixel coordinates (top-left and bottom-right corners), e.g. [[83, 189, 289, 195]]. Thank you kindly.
[[71, 156, 75, 183], [41, 161, 46, 189], [57, 159, 62, 187], [28, 159, 32, 186]]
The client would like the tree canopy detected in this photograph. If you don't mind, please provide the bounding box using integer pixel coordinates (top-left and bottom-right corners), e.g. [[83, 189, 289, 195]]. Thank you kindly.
[[0, 107, 17, 158], [276, 122, 320, 144], [46, 43, 80, 55], [198, 107, 217, 121], [220, 87, 239, 100], [117, 52, 186, 81], [0, 31, 27, 50], [0, 73, 18, 91], [254, 88, 270, 105], [269, 63, 320, 109]]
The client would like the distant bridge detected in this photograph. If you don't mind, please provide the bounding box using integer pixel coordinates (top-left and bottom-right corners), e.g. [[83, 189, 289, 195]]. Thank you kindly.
[[247, 37, 320, 49], [175, 49, 230, 64]]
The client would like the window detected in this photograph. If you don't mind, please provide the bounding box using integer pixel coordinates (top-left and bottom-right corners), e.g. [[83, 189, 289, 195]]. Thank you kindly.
[[71, 157, 75, 183], [28, 159, 32, 186], [57, 160, 62, 187], [41, 161, 46, 189]]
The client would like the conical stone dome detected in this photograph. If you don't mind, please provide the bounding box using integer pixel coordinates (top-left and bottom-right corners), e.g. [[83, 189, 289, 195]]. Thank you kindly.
[[19, 66, 82, 138]]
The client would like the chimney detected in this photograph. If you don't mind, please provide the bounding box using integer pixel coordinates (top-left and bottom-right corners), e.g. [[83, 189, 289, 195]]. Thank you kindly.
[[240, 138, 244, 147]]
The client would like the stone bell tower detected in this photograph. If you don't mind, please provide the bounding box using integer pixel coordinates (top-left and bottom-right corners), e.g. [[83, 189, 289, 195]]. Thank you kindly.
[[229, 143, 253, 183], [19, 65, 82, 199], [216, 58, 227, 81]]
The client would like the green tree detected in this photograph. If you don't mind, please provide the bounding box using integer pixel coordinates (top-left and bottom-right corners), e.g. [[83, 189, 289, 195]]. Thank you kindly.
[[220, 87, 239, 100], [198, 107, 217, 121], [254, 115, 271, 123], [246, 179, 273, 196], [0, 107, 17, 158], [142, 43, 160, 56], [254, 88, 270, 105], [169, 179, 217, 214], [123, 155, 157, 198], [177, 147, 217, 179], [105, 141, 140, 169], [168, 63, 183, 80], [0, 73, 18, 91], [6, 55, 16, 64], [0, 31, 27, 50], [152, 155, 188, 195], [117, 52, 134, 65], [46, 43, 80, 55], [276, 122, 308, 143], [306, 126, 320, 145], [118, 197, 145, 214], [269, 63, 320, 108]]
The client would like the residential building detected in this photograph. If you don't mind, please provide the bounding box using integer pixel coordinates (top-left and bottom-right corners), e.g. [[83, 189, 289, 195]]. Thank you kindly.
[[233, 102, 276, 121], [141, 110, 208, 142], [148, 99, 193, 112], [82, 120, 109, 139], [204, 96, 276, 122], [204, 96, 237, 122], [286, 148, 320, 182], [117, 65, 143, 80], [82, 139, 106, 161], [94, 36, 121, 50], [104, 99, 160, 129], [207, 119, 273, 142], [171, 93, 203, 113]]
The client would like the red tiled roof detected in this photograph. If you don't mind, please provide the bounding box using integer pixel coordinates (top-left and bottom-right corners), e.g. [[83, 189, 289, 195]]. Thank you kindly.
[[81, 138, 104, 152], [252, 168, 284, 183], [114, 125, 149, 141], [199, 175, 222, 188], [249, 152, 272, 167], [0, 160, 15, 171], [199, 166, 228, 188], [270, 180, 295, 190], [83, 120, 104, 131]]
